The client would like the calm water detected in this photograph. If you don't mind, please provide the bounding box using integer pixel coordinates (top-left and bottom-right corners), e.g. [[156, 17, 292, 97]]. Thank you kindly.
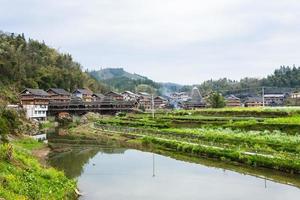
[[48, 147, 300, 200]]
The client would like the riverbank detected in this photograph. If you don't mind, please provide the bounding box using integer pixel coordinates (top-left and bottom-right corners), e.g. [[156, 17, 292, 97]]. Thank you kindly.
[[0, 137, 77, 200]]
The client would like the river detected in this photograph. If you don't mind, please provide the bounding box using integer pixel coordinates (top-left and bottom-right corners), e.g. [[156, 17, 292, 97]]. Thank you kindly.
[[48, 146, 300, 200]]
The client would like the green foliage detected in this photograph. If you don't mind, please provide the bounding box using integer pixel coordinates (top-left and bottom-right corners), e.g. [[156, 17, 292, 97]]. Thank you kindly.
[[1, 109, 20, 132], [0, 108, 23, 143], [136, 84, 157, 94], [12, 138, 44, 151], [263, 65, 300, 88], [196, 65, 300, 97], [90, 68, 159, 92], [0, 142, 76, 200], [91, 109, 300, 173], [0, 31, 107, 102], [208, 92, 225, 108]]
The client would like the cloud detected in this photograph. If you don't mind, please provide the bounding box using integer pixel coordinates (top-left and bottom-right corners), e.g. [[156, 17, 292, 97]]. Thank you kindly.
[[1, 0, 300, 84]]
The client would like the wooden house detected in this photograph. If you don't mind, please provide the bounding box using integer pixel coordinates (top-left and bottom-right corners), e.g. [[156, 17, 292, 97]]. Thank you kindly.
[[154, 96, 168, 108], [121, 91, 139, 101], [263, 94, 285, 106], [225, 95, 241, 107], [72, 89, 93, 102], [291, 92, 300, 99], [92, 93, 105, 102], [244, 97, 263, 107], [47, 88, 71, 102], [137, 92, 152, 110], [105, 91, 124, 101]]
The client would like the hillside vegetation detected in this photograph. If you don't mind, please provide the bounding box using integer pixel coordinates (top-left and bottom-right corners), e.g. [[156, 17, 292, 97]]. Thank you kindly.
[[0, 31, 107, 103], [0, 139, 76, 200], [195, 66, 300, 96], [90, 68, 160, 92]]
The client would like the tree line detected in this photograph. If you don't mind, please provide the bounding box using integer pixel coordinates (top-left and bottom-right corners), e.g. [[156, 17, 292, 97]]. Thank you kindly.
[[0, 31, 107, 102], [178, 65, 300, 97]]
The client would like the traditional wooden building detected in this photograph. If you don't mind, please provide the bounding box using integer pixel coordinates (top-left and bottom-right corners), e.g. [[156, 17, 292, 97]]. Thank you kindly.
[[20, 88, 50, 120], [92, 93, 105, 102], [154, 96, 168, 108], [182, 87, 206, 109], [291, 92, 300, 99], [225, 95, 241, 107], [264, 94, 285, 106], [121, 91, 139, 101], [47, 88, 71, 102], [105, 91, 124, 101], [137, 92, 152, 110], [72, 89, 93, 102], [286, 92, 300, 106], [244, 97, 263, 107]]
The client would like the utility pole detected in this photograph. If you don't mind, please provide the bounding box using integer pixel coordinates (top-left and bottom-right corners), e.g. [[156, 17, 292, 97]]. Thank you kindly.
[[152, 153, 155, 177], [264, 178, 267, 188], [152, 94, 155, 119], [262, 87, 265, 107]]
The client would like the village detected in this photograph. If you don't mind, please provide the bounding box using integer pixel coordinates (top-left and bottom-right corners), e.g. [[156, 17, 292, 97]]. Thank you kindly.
[[15, 86, 300, 121]]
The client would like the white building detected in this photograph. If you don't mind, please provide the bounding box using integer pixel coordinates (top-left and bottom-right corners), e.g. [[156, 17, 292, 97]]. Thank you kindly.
[[20, 88, 50, 120]]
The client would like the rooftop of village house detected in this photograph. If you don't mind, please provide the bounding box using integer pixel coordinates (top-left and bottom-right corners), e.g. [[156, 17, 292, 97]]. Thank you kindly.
[[21, 88, 50, 96], [47, 88, 71, 96]]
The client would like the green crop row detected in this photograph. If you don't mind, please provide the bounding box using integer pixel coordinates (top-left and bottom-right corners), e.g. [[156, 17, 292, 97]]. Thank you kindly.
[[142, 136, 300, 173]]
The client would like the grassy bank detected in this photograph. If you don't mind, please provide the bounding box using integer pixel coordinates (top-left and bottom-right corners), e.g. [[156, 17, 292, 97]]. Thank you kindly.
[[0, 138, 76, 200]]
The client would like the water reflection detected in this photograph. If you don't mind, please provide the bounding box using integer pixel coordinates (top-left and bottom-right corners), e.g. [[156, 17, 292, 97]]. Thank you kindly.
[[48, 146, 300, 200], [48, 147, 126, 178]]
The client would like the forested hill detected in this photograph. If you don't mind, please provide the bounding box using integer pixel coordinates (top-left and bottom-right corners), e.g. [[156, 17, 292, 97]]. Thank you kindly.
[[0, 31, 107, 102], [90, 68, 160, 92], [263, 66, 300, 88], [192, 66, 300, 97]]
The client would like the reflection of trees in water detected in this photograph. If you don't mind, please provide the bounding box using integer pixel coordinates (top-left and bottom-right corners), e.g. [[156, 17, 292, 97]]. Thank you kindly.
[[48, 147, 126, 178]]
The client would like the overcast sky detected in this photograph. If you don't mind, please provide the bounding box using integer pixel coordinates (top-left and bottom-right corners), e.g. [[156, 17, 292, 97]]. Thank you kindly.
[[1, 0, 300, 84]]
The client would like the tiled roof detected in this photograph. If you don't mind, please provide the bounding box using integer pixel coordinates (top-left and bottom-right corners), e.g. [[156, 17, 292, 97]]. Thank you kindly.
[[105, 91, 123, 96], [226, 95, 240, 100], [93, 93, 105, 98], [21, 88, 49, 96], [244, 97, 263, 103], [138, 92, 150, 96], [47, 88, 70, 95], [73, 89, 93, 95], [155, 96, 167, 100], [122, 91, 138, 96]]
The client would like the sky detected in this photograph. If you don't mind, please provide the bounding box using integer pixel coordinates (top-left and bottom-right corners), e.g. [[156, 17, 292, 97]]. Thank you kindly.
[[1, 0, 300, 85]]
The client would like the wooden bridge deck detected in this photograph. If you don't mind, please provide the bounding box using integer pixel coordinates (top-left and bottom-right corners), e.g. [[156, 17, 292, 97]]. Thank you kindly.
[[48, 100, 142, 115]]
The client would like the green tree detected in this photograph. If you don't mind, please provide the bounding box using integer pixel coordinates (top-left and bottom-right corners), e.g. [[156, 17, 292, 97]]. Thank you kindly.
[[208, 92, 225, 108], [136, 84, 156, 94]]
